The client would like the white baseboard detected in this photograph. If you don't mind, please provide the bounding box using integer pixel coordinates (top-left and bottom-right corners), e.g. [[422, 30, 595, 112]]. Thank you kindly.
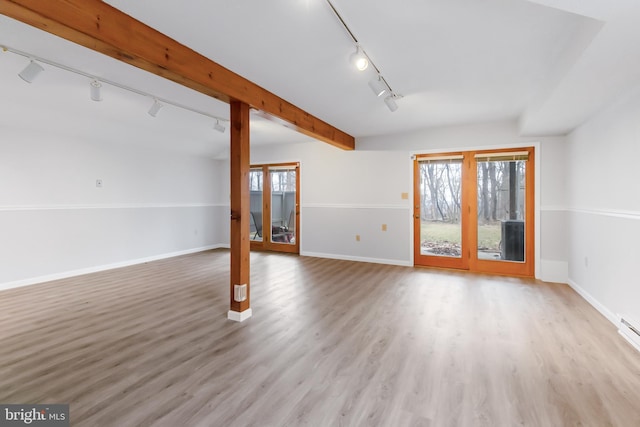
[[300, 251, 412, 267], [0, 244, 227, 292], [538, 260, 568, 283], [618, 330, 640, 353], [566, 279, 640, 353], [567, 278, 618, 325], [227, 308, 253, 322]]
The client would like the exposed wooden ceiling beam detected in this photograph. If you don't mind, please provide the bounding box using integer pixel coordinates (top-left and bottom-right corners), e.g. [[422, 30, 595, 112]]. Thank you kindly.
[[0, 0, 355, 150]]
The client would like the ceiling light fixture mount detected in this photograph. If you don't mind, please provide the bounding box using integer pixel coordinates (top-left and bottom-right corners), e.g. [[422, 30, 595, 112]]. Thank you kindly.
[[368, 76, 388, 97], [384, 94, 399, 112], [148, 99, 163, 117], [350, 45, 369, 71], [18, 59, 44, 83], [213, 119, 226, 133], [90, 79, 102, 101]]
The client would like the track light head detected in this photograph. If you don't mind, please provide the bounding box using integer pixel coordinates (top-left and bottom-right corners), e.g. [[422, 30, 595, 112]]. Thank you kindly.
[[349, 46, 368, 71], [18, 60, 44, 83], [90, 80, 102, 102], [368, 76, 387, 97], [148, 99, 163, 117], [384, 94, 399, 112], [213, 120, 226, 133]]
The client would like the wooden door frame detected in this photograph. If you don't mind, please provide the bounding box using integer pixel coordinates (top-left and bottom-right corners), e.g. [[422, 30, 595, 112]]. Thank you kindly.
[[250, 162, 300, 254], [470, 147, 535, 277], [413, 147, 535, 277], [413, 152, 469, 270]]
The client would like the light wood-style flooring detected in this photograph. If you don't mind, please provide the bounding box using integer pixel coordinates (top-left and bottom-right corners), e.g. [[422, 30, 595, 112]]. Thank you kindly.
[[1, 250, 639, 426]]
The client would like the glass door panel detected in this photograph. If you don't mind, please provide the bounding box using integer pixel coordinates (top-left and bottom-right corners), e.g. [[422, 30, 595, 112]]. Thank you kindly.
[[476, 155, 527, 263], [419, 159, 463, 257], [270, 166, 297, 245], [415, 155, 466, 269], [249, 168, 263, 242]]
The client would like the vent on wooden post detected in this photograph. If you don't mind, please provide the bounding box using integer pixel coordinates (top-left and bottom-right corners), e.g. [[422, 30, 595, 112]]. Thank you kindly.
[[619, 316, 640, 352]]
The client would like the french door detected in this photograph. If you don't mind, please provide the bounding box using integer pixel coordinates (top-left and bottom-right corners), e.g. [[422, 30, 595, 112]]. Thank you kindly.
[[413, 147, 534, 277], [249, 162, 299, 254]]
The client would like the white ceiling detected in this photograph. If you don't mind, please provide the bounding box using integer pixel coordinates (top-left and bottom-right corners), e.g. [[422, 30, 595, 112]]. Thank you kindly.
[[2, 0, 640, 157]]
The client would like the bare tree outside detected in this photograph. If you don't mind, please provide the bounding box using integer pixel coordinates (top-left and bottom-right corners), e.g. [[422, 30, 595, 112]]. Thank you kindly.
[[249, 169, 263, 191], [477, 159, 526, 259], [419, 160, 462, 257], [270, 170, 296, 192]]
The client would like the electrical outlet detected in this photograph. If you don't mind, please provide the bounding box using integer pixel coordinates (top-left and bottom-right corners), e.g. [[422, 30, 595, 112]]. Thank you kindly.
[[382, 224, 387, 231], [401, 192, 409, 200], [96, 179, 103, 188], [356, 234, 360, 242], [234, 284, 247, 302]]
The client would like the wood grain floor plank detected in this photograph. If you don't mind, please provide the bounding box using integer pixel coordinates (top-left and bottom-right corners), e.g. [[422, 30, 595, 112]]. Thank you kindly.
[[1, 250, 639, 426]]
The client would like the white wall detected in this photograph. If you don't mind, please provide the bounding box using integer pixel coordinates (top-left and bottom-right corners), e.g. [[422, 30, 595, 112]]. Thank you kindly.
[[565, 85, 640, 326], [248, 142, 412, 265], [3, 116, 571, 287], [538, 140, 569, 282], [1, 116, 573, 290], [250, 120, 569, 279], [0, 127, 226, 288]]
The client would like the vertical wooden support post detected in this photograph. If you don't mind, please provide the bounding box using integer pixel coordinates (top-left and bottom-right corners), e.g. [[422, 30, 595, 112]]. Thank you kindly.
[[228, 100, 252, 322]]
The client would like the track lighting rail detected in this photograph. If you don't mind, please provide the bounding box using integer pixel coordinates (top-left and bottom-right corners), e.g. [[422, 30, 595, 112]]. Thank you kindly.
[[325, 0, 400, 111], [2, 43, 228, 126]]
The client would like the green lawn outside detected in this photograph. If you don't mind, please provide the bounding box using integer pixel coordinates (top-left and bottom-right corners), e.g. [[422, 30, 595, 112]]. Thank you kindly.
[[420, 221, 501, 251]]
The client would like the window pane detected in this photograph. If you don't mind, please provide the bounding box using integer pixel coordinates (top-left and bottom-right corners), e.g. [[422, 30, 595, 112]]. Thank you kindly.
[[476, 160, 526, 262], [419, 160, 462, 258], [270, 167, 296, 245], [249, 169, 263, 242]]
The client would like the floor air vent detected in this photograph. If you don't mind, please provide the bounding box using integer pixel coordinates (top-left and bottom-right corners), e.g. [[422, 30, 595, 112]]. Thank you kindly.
[[619, 316, 640, 352]]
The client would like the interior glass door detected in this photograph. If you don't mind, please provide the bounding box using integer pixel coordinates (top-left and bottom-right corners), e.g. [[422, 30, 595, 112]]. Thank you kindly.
[[249, 163, 299, 254]]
